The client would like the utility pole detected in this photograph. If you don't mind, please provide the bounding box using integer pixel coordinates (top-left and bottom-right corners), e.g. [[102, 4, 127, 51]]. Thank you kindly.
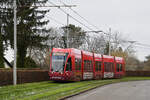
[[67, 14, 69, 48], [13, 0, 17, 85], [108, 28, 111, 56]]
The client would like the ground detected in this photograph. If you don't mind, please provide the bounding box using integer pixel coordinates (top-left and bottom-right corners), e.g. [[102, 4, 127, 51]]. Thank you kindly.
[[1, 77, 150, 100], [67, 80, 150, 100]]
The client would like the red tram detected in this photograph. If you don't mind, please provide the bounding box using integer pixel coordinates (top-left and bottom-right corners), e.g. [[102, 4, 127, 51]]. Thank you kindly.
[[49, 48, 125, 81]]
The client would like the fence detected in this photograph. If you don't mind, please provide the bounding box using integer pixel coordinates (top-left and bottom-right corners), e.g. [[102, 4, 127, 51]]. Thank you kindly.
[[1, 69, 150, 86], [125, 71, 150, 77], [0, 69, 49, 86]]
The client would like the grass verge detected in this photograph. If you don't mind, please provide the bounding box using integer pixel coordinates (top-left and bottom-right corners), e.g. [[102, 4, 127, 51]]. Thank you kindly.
[[0, 77, 150, 100]]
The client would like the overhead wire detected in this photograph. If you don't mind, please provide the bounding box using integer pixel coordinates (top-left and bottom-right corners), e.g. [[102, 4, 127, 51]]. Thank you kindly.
[[135, 44, 150, 49], [9, 0, 150, 52], [59, 0, 101, 31], [45, 14, 65, 26], [134, 45, 150, 50], [136, 43, 150, 47], [44, 1, 150, 53], [20, 1, 65, 26], [121, 40, 150, 50], [15, 0, 104, 33], [47, 1, 96, 32]]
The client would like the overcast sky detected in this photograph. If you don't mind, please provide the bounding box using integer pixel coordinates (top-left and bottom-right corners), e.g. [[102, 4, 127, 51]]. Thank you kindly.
[[5, 0, 150, 61], [47, 0, 150, 61]]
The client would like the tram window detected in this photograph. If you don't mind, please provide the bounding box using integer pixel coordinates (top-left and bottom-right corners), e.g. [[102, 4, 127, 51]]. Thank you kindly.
[[104, 62, 108, 72], [99, 62, 102, 71], [116, 63, 120, 72], [87, 60, 89, 71], [89, 61, 90, 71], [86, 60, 89, 71], [111, 63, 114, 71], [84, 60, 92, 71], [109, 63, 112, 72], [91, 62, 93, 70], [88, 60, 92, 71], [120, 64, 123, 72], [95, 61, 101, 71], [86, 60, 88, 71], [108, 63, 110, 72], [110, 63, 113, 72], [89, 61, 91, 71], [95, 61, 99, 71], [104, 62, 107, 72], [84, 60, 87, 71], [79, 59, 81, 70], [104, 62, 113, 72], [75, 58, 78, 70], [110, 63, 112, 72], [75, 58, 81, 71], [66, 58, 72, 71], [87, 60, 90, 71]]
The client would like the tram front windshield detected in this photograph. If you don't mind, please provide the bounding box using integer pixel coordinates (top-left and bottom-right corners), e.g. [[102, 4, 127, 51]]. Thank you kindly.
[[51, 52, 68, 72]]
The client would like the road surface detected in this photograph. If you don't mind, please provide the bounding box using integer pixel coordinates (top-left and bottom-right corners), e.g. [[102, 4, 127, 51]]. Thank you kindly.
[[66, 80, 150, 100]]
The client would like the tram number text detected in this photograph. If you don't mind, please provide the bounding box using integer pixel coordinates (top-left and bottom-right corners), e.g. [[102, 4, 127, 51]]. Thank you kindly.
[[104, 72, 114, 78], [83, 72, 93, 79]]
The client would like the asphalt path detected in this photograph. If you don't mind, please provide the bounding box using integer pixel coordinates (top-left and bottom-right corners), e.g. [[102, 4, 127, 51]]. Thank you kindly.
[[66, 80, 150, 100]]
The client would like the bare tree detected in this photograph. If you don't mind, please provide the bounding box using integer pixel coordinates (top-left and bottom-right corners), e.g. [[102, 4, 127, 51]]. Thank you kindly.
[[109, 31, 135, 57], [80, 34, 106, 54]]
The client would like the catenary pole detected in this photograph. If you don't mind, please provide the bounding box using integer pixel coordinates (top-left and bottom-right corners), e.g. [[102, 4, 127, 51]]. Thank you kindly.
[[13, 0, 17, 85], [67, 14, 69, 48], [108, 28, 111, 56]]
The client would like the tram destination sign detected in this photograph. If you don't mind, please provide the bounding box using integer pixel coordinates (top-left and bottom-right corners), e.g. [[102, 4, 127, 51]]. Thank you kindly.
[[53, 52, 66, 56]]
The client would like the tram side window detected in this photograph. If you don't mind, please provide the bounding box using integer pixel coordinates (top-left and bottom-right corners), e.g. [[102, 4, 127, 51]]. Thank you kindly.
[[66, 57, 72, 71], [104, 62, 113, 72], [95, 61, 101, 71], [111, 63, 114, 72], [84, 60, 87, 71], [120, 64, 123, 72], [109, 63, 112, 72], [75, 58, 78, 70], [86, 61, 89, 71], [108, 63, 111, 72], [75, 58, 81, 71], [79, 59, 81, 70], [104, 62, 107, 72], [84, 60, 93, 71], [104, 62, 108, 72], [95, 61, 99, 71], [99, 62, 102, 71], [116, 63, 120, 72], [89, 61, 93, 71], [86, 60, 90, 71]]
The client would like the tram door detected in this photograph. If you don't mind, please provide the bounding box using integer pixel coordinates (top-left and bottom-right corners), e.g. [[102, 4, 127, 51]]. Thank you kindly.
[[104, 62, 114, 78]]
